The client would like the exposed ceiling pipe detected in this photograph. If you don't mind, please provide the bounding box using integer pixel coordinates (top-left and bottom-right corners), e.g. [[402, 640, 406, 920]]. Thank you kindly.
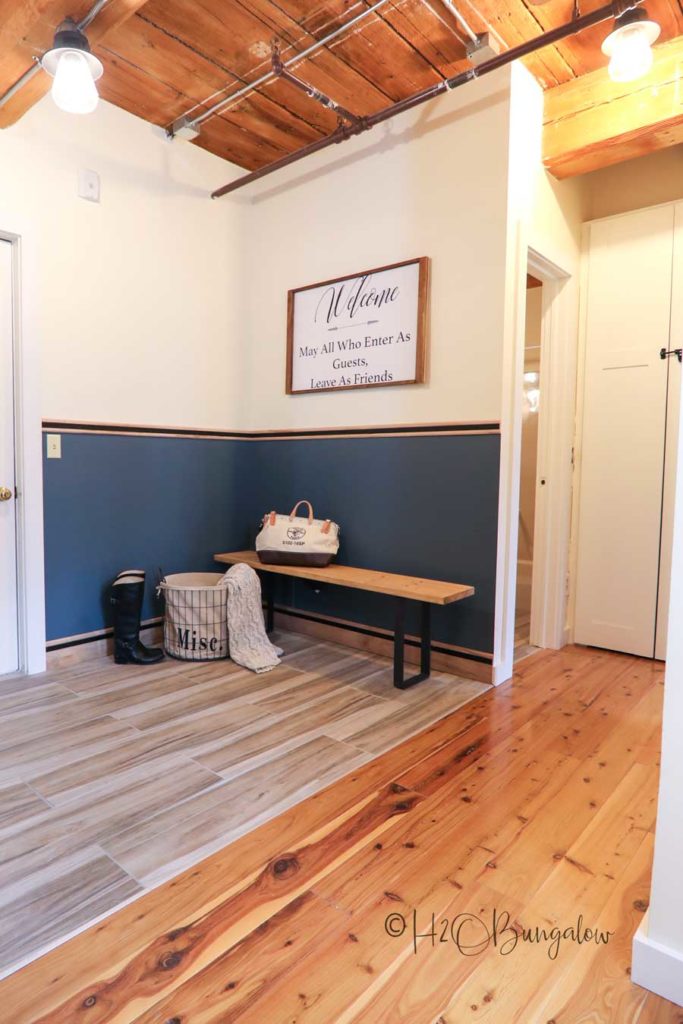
[[79, 0, 112, 31], [271, 44, 365, 129], [167, 0, 392, 139], [0, 0, 111, 112], [212, 0, 641, 199], [439, 0, 480, 44]]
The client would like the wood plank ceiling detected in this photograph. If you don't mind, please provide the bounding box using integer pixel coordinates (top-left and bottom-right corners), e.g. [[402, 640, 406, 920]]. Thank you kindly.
[[1, 0, 683, 177]]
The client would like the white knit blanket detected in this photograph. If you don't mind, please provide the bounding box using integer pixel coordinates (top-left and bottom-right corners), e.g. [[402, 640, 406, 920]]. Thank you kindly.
[[219, 563, 283, 673]]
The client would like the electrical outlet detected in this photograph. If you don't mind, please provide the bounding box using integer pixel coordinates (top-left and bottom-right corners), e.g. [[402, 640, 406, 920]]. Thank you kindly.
[[46, 434, 62, 459], [78, 169, 100, 203]]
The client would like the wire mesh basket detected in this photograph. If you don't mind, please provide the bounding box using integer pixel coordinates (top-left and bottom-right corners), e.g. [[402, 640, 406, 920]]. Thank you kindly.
[[158, 572, 229, 661]]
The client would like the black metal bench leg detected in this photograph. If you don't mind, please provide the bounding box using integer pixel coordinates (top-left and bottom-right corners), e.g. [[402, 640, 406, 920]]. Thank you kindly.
[[393, 597, 406, 688], [394, 598, 431, 690], [420, 600, 431, 677]]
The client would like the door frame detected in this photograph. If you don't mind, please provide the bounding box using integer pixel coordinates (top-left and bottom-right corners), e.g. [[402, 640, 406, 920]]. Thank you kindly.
[[494, 239, 576, 685], [0, 227, 46, 675], [527, 248, 575, 651]]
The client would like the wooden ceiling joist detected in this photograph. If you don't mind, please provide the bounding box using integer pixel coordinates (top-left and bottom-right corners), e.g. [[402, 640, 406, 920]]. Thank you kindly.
[[543, 35, 683, 177], [2, 0, 683, 176]]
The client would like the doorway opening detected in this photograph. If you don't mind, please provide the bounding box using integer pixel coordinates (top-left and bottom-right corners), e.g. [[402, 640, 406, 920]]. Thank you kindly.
[[495, 246, 574, 684], [515, 273, 543, 659]]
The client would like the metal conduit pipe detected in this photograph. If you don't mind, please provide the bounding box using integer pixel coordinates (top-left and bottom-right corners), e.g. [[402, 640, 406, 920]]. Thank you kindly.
[[439, 0, 480, 44], [0, 0, 111, 111], [272, 49, 365, 128], [78, 0, 112, 31], [212, 0, 641, 198], [168, 0, 392, 137], [0, 62, 42, 111]]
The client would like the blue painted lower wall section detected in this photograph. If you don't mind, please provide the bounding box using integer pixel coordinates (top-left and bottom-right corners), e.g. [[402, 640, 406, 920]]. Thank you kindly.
[[43, 431, 500, 654], [241, 435, 499, 654], [43, 434, 246, 640]]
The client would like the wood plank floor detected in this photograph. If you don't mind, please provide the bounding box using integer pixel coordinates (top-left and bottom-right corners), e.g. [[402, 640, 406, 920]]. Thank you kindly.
[[0, 630, 486, 980], [0, 643, 679, 1022]]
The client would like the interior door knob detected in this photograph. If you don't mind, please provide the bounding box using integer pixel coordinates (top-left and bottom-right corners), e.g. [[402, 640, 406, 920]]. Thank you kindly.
[[0, 487, 13, 501]]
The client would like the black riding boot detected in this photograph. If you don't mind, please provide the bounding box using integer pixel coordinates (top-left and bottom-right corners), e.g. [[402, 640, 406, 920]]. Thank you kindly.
[[110, 571, 164, 665]]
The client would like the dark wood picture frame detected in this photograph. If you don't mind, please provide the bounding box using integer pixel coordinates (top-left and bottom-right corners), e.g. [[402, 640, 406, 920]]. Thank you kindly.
[[286, 256, 430, 395]]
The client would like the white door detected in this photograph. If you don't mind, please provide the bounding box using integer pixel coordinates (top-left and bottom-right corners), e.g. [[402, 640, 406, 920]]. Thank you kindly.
[[656, 202, 683, 660], [0, 240, 18, 674], [574, 205, 674, 658]]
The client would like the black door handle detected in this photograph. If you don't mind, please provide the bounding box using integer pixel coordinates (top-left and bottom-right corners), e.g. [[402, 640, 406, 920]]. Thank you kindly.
[[660, 348, 682, 363]]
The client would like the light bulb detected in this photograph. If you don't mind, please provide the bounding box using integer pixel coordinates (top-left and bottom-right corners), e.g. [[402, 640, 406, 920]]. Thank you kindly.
[[607, 25, 654, 82], [602, 11, 660, 84], [51, 50, 99, 114]]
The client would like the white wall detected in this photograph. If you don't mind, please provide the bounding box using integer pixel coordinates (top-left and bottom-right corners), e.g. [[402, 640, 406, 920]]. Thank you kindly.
[[493, 65, 587, 670], [0, 97, 246, 430], [239, 69, 514, 431], [632, 369, 683, 1006], [585, 145, 683, 221]]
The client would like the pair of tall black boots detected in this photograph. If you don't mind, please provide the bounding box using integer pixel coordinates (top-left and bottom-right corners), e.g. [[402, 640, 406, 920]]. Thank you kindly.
[[110, 570, 164, 665]]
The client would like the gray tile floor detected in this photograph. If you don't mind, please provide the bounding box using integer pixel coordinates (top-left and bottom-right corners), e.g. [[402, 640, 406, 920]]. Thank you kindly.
[[0, 631, 488, 977]]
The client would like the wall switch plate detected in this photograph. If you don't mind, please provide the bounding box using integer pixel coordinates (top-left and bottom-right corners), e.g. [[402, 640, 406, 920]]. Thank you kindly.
[[46, 434, 62, 459], [78, 169, 100, 203]]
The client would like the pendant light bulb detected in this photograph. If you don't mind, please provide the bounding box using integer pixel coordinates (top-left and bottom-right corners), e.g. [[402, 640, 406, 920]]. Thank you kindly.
[[602, 8, 660, 83], [51, 50, 99, 114], [41, 18, 103, 115]]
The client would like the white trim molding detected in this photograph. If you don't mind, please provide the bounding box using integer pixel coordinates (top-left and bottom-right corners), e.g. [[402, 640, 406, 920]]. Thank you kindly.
[[632, 913, 683, 1008], [493, 236, 576, 686], [1, 226, 46, 675], [493, 219, 525, 686], [527, 248, 575, 651]]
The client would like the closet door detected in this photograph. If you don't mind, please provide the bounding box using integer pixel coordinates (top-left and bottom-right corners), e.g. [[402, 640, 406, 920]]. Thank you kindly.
[[574, 205, 674, 658], [656, 202, 683, 660]]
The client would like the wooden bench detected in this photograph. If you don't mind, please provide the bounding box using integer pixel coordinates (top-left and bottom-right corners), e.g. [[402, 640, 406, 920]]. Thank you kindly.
[[214, 550, 474, 690]]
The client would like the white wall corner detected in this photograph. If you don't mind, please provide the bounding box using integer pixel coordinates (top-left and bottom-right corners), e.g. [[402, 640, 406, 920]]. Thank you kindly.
[[491, 64, 542, 686], [632, 913, 683, 1008], [636, 322, 683, 1003]]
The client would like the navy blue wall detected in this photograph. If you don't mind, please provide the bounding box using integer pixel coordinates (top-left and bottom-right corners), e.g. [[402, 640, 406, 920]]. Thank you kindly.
[[43, 433, 247, 640], [43, 430, 499, 653], [241, 434, 499, 654]]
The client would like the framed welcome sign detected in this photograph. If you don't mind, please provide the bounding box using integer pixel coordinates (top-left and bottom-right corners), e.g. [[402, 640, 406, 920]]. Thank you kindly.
[[286, 256, 430, 394]]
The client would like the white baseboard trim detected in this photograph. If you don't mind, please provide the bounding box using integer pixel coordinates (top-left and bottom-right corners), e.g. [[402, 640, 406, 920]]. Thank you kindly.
[[632, 913, 683, 1008]]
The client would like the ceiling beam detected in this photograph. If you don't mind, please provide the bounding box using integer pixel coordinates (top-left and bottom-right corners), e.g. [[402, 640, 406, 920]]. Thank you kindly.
[[0, 0, 151, 128], [543, 35, 683, 178]]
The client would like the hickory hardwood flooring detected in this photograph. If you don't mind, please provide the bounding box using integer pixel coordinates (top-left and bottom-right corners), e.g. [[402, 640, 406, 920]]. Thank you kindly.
[[0, 630, 487, 980], [0, 644, 679, 1023]]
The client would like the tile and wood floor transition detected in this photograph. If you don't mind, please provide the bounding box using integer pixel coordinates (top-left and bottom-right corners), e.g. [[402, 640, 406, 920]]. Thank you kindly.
[[0, 642, 680, 1022], [0, 630, 486, 980]]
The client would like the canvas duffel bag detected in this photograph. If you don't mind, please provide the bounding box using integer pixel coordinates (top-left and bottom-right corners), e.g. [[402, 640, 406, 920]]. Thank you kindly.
[[256, 500, 340, 567]]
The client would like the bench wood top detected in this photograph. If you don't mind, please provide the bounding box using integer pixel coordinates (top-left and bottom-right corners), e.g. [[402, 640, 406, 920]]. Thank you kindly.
[[214, 551, 474, 606]]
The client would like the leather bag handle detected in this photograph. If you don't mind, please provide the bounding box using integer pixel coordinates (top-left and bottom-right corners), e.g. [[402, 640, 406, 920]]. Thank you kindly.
[[289, 499, 314, 524]]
